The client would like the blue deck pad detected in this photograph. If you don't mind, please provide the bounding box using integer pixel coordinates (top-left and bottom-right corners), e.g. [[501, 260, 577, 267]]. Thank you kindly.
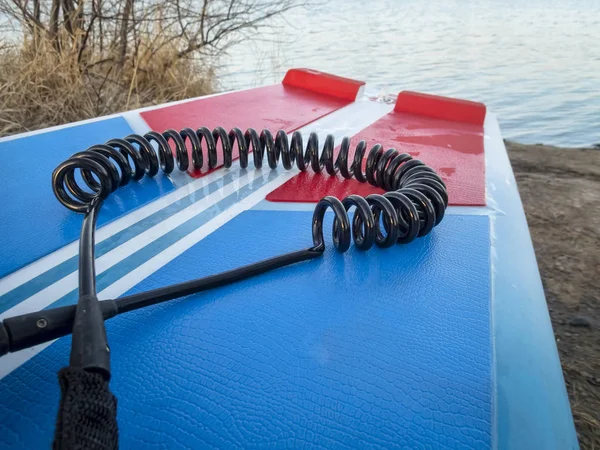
[[0, 118, 176, 278], [0, 212, 492, 449]]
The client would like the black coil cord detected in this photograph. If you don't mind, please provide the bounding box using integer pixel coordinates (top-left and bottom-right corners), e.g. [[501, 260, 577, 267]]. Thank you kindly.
[[0, 126, 448, 449]]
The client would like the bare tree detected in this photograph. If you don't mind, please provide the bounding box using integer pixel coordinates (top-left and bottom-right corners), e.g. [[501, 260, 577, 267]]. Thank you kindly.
[[0, 0, 308, 136], [0, 0, 305, 67]]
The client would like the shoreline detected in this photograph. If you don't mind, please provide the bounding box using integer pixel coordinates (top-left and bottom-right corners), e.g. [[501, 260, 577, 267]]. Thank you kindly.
[[506, 141, 599, 449]]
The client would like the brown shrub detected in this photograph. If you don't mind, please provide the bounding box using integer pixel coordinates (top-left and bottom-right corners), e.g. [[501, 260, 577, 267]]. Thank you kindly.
[[0, 30, 214, 137]]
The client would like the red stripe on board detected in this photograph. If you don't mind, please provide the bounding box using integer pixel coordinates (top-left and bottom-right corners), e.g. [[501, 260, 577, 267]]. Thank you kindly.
[[395, 91, 486, 126], [266, 106, 486, 206], [141, 80, 358, 178], [282, 68, 365, 102]]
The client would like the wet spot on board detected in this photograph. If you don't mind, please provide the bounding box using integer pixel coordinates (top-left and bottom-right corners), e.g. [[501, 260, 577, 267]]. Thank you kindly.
[[439, 167, 456, 177]]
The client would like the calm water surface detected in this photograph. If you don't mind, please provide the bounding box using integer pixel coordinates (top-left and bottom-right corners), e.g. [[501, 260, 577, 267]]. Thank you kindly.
[[221, 0, 599, 147]]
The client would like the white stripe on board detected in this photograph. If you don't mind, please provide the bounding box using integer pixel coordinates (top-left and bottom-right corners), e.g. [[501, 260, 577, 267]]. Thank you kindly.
[[252, 201, 502, 216], [98, 171, 298, 301], [122, 111, 152, 135], [253, 203, 504, 218], [299, 97, 393, 143], [0, 171, 298, 379]]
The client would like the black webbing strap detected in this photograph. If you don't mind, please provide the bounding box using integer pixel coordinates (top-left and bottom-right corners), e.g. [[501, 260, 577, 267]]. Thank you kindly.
[[53, 367, 118, 450]]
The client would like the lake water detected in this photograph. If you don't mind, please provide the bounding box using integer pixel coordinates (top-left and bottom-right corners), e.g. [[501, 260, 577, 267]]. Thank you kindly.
[[220, 0, 599, 147]]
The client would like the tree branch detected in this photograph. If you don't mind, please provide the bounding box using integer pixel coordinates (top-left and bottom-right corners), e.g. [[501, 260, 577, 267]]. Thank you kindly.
[[117, 0, 132, 66]]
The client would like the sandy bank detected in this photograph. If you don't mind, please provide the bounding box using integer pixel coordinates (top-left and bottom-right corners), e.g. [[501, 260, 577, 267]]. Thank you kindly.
[[507, 141, 599, 449]]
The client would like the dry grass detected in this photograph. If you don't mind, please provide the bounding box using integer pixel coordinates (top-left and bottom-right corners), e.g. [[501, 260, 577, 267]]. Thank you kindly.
[[0, 31, 214, 137]]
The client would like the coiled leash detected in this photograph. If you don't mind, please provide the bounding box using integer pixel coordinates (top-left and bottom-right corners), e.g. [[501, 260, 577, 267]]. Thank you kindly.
[[0, 126, 448, 449]]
